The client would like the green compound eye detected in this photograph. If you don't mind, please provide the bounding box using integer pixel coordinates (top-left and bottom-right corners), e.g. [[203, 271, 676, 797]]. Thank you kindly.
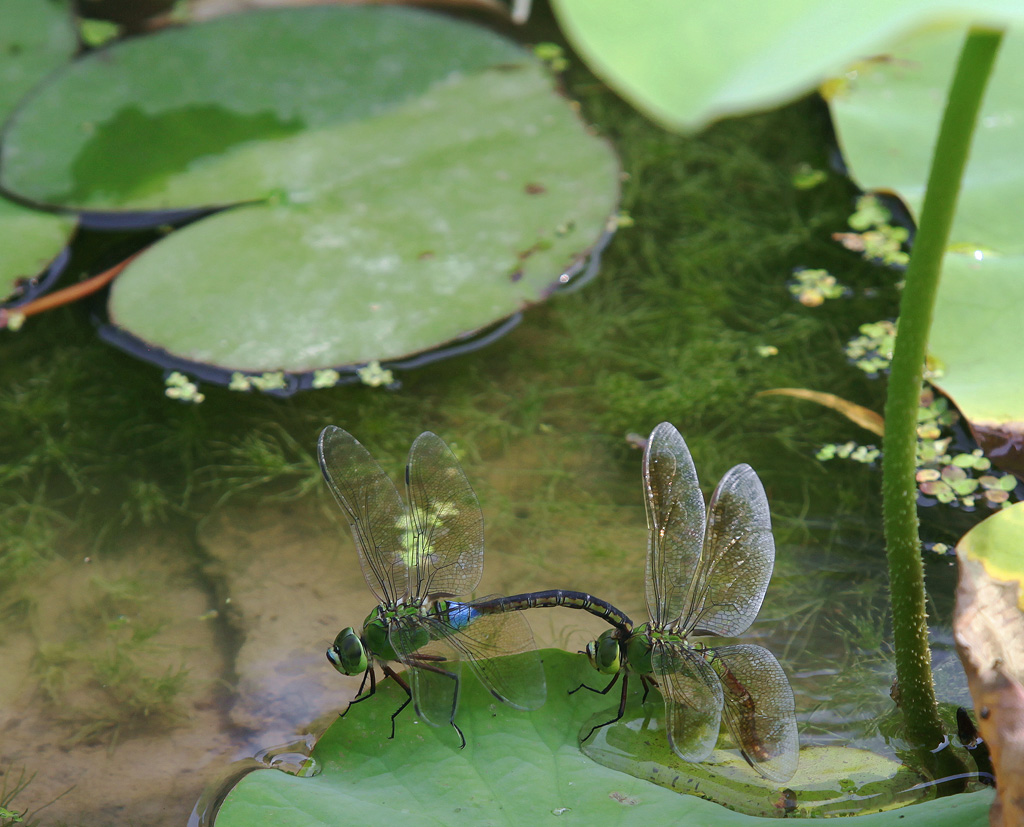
[[585, 630, 621, 675], [327, 627, 367, 675]]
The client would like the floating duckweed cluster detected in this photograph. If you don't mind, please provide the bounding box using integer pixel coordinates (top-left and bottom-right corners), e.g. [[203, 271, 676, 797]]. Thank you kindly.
[[227, 371, 288, 392], [164, 371, 205, 404], [844, 320, 896, 376], [356, 361, 394, 388], [312, 369, 341, 389], [787, 267, 849, 307], [533, 42, 569, 73], [817, 389, 1020, 512], [815, 441, 880, 464], [791, 162, 827, 190], [832, 194, 910, 267], [916, 453, 1016, 508]]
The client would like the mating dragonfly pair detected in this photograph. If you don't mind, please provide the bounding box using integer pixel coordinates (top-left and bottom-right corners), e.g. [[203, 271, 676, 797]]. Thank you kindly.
[[319, 422, 798, 783]]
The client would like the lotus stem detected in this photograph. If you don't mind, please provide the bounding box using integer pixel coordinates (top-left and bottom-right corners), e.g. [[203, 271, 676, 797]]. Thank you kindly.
[[882, 27, 1003, 755]]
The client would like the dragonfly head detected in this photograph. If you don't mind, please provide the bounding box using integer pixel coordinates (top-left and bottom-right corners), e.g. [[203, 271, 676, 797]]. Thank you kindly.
[[327, 626, 368, 676], [584, 629, 621, 675]]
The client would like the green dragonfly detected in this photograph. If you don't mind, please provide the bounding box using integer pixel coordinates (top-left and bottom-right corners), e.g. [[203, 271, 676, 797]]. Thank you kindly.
[[577, 422, 799, 783], [319, 425, 547, 746]]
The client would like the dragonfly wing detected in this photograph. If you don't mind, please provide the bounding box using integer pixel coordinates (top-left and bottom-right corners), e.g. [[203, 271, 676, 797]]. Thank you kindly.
[[651, 639, 723, 763], [437, 605, 546, 711], [686, 463, 774, 637], [406, 432, 484, 599], [390, 614, 462, 728], [318, 426, 409, 603], [709, 644, 798, 783], [643, 422, 706, 628]]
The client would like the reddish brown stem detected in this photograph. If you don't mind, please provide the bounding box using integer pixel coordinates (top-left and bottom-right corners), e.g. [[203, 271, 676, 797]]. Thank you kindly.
[[8, 252, 141, 320]]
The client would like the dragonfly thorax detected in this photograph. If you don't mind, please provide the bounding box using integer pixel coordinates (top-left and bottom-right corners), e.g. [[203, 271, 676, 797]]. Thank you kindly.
[[625, 628, 656, 676], [360, 600, 435, 663], [327, 626, 368, 676]]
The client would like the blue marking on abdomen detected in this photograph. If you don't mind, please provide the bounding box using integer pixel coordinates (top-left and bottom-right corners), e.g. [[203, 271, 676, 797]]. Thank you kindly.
[[447, 602, 481, 629]]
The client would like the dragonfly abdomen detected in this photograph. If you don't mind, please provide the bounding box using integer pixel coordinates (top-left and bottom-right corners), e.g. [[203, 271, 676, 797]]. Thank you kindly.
[[713, 657, 773, 761], [473, 590, 632, 632], [439, 601, 482, 630]]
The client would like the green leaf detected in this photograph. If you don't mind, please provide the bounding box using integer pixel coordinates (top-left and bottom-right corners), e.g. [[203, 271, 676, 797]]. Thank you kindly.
[[548, 0, 1024, 132], [0, 0, 77, 293], [213, 650, 994, 825], [0, 197, 75, 300], [829, 25, 1024, 443], [958, 501, 1024, 589], [3, 6, 618, 374]]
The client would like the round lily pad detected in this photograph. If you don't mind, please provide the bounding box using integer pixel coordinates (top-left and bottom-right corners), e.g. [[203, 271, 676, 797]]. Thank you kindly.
[[548, 0, 1023, 133], [212, 649, 996, 825], [0, 0, 77, 296], [1, 6, 619, 377]]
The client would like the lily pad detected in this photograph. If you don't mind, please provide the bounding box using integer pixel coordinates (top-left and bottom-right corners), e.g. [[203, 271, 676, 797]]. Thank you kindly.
[[212, 649, 994, 826], [582, 705, 932, 817], [0, 0, 77, 297], [828, 25, 1024, 468], [1, 6, 619, 377], [548, 0, 1023, 132]]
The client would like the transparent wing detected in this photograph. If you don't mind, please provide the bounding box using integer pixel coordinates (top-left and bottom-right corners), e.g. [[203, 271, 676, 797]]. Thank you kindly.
[[643, 422, 706, 628], [707, 644, 798, 783], [405, 432, 484, 600], [317, 425, 409, 604], [682, 463, 774, 637], [651, 638, 723, 763], [437, 605, 546, 711], [407, 636, 463, 729]]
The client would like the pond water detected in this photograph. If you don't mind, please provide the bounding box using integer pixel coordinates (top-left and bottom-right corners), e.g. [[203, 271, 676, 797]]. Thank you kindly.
[[0, 28, 985, 827]]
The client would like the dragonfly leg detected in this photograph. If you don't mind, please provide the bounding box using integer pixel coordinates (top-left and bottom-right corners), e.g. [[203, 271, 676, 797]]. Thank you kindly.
[[451, 720, 467, 749], [580, 672, 631, 744], [341, 665, 377, 718], [569, 671, 620, 698], [381, 664, 413, 739], [639, 673, 657, 705]]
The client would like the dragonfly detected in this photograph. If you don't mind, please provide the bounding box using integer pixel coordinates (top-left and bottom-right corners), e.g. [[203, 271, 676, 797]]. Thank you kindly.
[[576, 421, 799, 783], [319, 425, 547, 747]]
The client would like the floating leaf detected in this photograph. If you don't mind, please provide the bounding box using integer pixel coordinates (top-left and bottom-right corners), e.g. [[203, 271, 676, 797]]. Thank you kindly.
[[0, 0, 77, 295], [2, 6, 619, 379], [582, 706, 936, 817], [212, 649, 995, 825], [548, 1, 1024, 132]]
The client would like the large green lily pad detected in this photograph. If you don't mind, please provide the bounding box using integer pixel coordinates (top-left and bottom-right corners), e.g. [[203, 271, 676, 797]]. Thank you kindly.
[[0, 0, 77, 296], [548, 0, 1023, 132], [828, 25, 1024, 462], [213, 650, 994, 825], [1, 6, 619, 374]]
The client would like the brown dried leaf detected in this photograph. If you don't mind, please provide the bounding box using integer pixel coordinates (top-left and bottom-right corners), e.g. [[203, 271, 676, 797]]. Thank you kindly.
[[954, 543, 1024, 826], [756, 388, 885, 436]]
